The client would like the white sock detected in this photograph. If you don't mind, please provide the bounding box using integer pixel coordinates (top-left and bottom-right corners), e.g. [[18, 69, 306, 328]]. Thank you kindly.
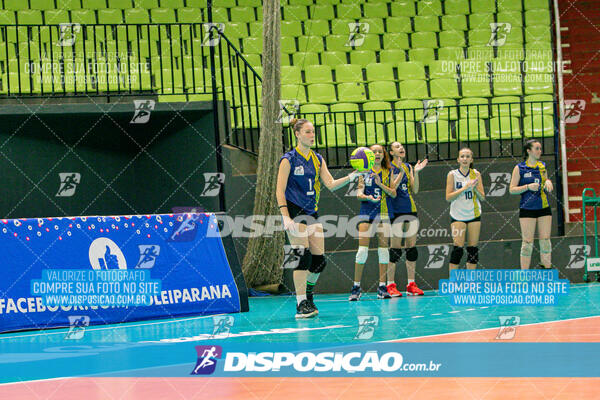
[[379, 282, 386, 287], [354, 281, 360, 287], [297, 294, 307, 305], [387, 281, 394, 286], [408, 279, 415, 284]]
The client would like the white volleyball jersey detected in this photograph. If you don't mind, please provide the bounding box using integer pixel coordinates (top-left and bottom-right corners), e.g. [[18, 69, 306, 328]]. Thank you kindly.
[[449, 168, 481, 221]]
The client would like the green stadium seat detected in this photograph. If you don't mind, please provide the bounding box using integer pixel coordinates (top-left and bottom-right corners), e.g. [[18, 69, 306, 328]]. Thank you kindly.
[[337, 82, 367, 102], [350, 50, 376, 66], [362, 18, 385, 34], [17, 10, 43, 24], [238, 0, 262, 6], [431, 98, 458, 120], [459, 97, 490, 119], [468, 29, 491, 46], [387, 120, 419, 143], [311, 5, 335, 20], [82, 0, 108, 9], [298, 35, 324, 53], [490, 116, 521, 139], [221, 22, 248, 39], [399, 79, 428, 99], [0, 10, 16, 25], [292, 51, 320, 66], [97, 9, 124, 24], [504, 29, 525, 45], [248, 21, 263, 36], [242, 37, 262, 54], [525, 10, 551, 26], [321, 123, 353, 147], [457, 118, 487, 141], [394, 99, 424, 121], [282, 84, 307, 103], [307, 83, 337, 103], [430, 78, 459, 98], [383, 33, 410, 50], [497, 45, 525, 61], [462, 79, 492, 97], [411, 32, 438, 48], [208, 7, 229, 22], [523, 115, 554, 137], [213, 0, 237, 6], [491, 96, 522, 117], [330, 102, 361, 124], [231, 107, 261, 129], [3, 0, 29, 10], [282, 20, 304, 37], [467, 46, 493, 60], [321, 51, 347, 65], [493, 74, 523, 95], [135, 0, 159, 8], [368, 81, 398, 101], [363, 3, 389, 18], [331, 19, 355, 35], [280, 36, 296, 53], [390, 1, 416, 17], [524, 73, 553, 94], [497, 11, 523, 27], [428, 60, 457, 78], [363, 101, 394, 122], [526, 42, 553, 59], [525, 0, 550, 10], [525, 25, 552, 43], [301, 103, 329, 126], [498, 0, 522, 12], [523, 94, 554, 115], [106, 0, 131, 9], [355, 122, 387, 146], [471, 0, 496, 14], [417, 0, 442, 16], [185, 0, 205, 7], [439, 30, 466, 47], [409, 48, 435, 63], [281, 65, 303, 84], [335, 64, 363, 83], [385, 16, 412, 33], [380, 49, 407, 63], [354, 35, 380, 50], [30, 0, 57, 10], [442, 15, 468, 31], [397, 61, 426, 80], [56, 0, 82, 9], [71, 9, 97, 24], [327, 35, 352, 51], [437, 47, 465, 61], [125, 8, 151, 23], [44, 10, 71, 24], [305, 65, 332, 84], [304, 19, 330, 36], [284, 5, 309, 21], [444, 0, 469, 15], [422, 120, 453, 142], [230, 7, 257, 23], [336, 3, 362, 19], [161, 0, 185, 8], [469, 13, 494, 30], [317, 0, 340, 4], [491, 59, 520, 74], [366, 63, 395, 81], [414, 16, 440, 32]]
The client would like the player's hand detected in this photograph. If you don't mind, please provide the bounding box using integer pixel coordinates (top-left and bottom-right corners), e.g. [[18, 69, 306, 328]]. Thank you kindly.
[[528, 182, 540, 191], [372, 173, 382, 186], [467, 178, 478, 188], [366, 195, 380, 203], [414, 159, 428, 172], [282, 216, 298, 233], [544, 180, 553, 192]]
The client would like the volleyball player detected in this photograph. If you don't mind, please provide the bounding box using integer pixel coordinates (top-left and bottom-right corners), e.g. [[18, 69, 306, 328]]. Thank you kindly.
[[276, 118, 358, 318], [387, 142, 427, 296], [445, 148, 485, 274], [509, 139, 554, 270], [349, 144, 397, 301]]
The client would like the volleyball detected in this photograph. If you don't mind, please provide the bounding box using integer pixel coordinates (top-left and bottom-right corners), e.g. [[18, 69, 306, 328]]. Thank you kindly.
[[350, 147, 375, 172]]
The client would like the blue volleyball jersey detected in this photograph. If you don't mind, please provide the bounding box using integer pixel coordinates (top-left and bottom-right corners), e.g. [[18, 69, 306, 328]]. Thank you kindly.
[[281, 147, 322, 214], [359, 168, 394, 220], [517, 160, 549, 210], [390, 161, 417, 214]]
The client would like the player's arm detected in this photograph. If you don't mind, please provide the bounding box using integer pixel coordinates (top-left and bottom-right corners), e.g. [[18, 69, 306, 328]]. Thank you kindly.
[[410, 164, 419, 194], [356, 175, 367, 200], [276, 158, 292, 218], [374, 174, 397, 198], [319, 158, 357, 191], [472, 170, 486, 201], [542, 167, 554, 192], [509, 165, 530, 194], [445, 171, 470, 202]]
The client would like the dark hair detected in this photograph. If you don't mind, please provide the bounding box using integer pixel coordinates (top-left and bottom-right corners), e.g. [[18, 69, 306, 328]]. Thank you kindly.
[[388, 141, 403, 160], [290, 118, 310, 134], [523, 139, 541, 160], [458, 147, 474, 170], [371, 144, 392, 170]]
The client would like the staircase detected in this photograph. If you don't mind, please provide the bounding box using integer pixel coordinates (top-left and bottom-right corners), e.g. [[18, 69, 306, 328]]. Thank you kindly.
[[558, 0, 600, 221]]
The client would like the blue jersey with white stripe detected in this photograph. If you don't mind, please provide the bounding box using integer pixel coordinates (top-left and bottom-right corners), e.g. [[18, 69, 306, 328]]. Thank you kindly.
[[281, 147, 322, 214], [518, 161, 549, 210], [359, 168, 394, 220], [390, 161, 417, 214]]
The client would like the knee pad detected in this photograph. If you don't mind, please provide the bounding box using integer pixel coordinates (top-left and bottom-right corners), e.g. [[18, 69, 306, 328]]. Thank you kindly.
[[450, 246, 464, 265], [389, 248, 403, 263], [539, 238, 552, 254], [295, 248, 312, 270], [520, 241, 533, 257], [355, 246, 368, 264], [406, 247, 418, 262], [309, 254, 327, 273], [466, 246, 478, 264], [378, 247, 389, 264]]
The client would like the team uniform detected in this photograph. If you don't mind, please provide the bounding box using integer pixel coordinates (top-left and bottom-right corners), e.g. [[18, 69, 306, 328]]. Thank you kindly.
[[281, 147, 323, 224], [390, 161, 418, 220], [358, 168, 394, 223], [449, 168, 481, 223], [517, 160, 552, 218]]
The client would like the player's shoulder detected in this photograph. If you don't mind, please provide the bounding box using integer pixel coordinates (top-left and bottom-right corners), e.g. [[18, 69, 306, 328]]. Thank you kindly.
[[281, 148, 296, 162]]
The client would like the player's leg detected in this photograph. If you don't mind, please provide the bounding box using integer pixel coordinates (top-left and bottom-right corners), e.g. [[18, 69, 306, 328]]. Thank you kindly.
[[537, 215, 552, 268], [376, 221, 391, 299], [306, 222, 325, 313], [465, 221, 481, 270], [449, 221, 466, 274], [403, 217, 423, 295], [287, 223, 314, 318], [386, 227, 403, 297], [519, 218, 536, 269], [350, 221, 371, 301]]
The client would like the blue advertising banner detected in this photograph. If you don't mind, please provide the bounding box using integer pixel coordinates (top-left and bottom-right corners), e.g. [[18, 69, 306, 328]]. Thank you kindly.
[[0, 213, 244, 333]]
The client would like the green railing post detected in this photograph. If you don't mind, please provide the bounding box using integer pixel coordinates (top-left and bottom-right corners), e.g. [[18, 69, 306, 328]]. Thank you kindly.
[[582, 188, 600, 282]]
